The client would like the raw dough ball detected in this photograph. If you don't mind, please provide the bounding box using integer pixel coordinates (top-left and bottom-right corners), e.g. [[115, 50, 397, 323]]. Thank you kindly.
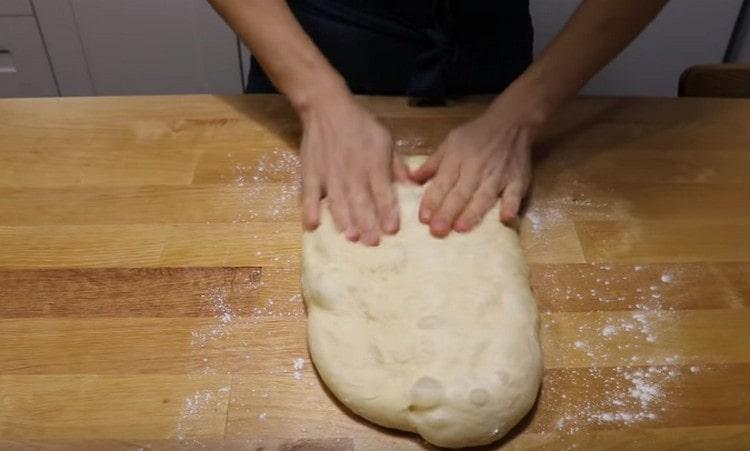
[[302, 158, 542, 448]]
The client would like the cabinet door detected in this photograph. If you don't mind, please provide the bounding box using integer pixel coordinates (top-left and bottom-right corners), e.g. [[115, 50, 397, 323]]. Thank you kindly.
[[531, 0, 743, 96], [0, 17, 58, 98], [35, 0, 242, 95]]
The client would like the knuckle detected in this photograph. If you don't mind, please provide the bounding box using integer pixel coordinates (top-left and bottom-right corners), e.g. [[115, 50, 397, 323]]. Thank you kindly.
[[370, 179, 390, 198], [461, 211, 478, 226], [452, 184, 474, 202], [445, 129, 461, 145], [352, 201, 373, 219], [331, 199, 349, 217], [430, 179, 449, 195], [375, 197, 392, 215], [505, 182, 523, 197], [423, 190, 442, 208], [329, 206, 345, 223], [349, 190, 370, 206], [369, 127, 391, 149], [476, 188, 497, 204]]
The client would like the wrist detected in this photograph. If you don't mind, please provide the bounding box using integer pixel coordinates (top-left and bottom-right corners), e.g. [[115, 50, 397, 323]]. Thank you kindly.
[[490, 72, 562, 128], [287, 70, 352, 121]]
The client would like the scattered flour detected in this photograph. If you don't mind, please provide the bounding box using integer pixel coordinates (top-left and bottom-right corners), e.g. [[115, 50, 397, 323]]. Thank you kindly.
[[395, 137, 427, 150], [191, 287, 234, 347], [549, 264, 697, 434], [601, 325, 617, 337], [525, 207, 564, 235], [293, 357, 305, 380], [175, 387, 230, 445], [229, 148, 302, 222]]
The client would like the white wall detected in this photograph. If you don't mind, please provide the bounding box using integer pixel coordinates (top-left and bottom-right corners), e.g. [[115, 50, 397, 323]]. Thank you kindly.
[[531, 0, 743, 96]]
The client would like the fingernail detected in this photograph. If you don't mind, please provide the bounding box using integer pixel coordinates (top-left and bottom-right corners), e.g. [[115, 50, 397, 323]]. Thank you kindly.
[[455, 218, 473, 233], [362, 230, 380, 246], [432, 217, 448, 232], [344, 227, 359, 241], [420, 208, 432, 223], [304, 217, 320, 230], [430, 219, 450, 238], [501, 213, 516, 226]]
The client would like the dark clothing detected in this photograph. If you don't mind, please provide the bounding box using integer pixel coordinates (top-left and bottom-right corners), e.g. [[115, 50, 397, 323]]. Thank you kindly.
[[246, 0, 533, 103]]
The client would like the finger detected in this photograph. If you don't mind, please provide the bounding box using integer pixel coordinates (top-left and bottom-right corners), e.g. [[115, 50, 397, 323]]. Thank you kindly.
[[430, 163, 482, 237], [347, 184, 381, 246], [410, 149, 444, 184], [327, 184, 358, 241], [419, 155, 460, 226], [370, 170, 399, 235], [391, 154, 410, 183], [454, 174, 502, 233], [500, 148, 532, 224], [500, 178, 525, 224], [301, 173, 322, 230]]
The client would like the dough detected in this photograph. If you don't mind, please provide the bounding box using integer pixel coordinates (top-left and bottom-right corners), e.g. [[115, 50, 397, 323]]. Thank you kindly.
[[302, 158, 542, 448]]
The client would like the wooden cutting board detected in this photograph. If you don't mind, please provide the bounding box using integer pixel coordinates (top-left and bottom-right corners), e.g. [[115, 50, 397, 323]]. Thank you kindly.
[[0, 94, 749, 450]]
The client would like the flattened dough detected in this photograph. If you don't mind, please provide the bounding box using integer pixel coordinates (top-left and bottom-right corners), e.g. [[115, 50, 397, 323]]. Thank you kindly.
[[302, 158, 542, 448]]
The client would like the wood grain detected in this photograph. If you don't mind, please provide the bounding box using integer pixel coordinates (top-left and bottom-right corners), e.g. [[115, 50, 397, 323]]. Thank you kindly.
[[221, 364, 750, 439], [159, 223, 302, 268], [0, 185, 301, 225], [0, 225, 168, 269], [0, 375, 231, 439], [3, 309, 747, 375], [576, 220, 750, 263], [1, 94, 749, 449], [530, 263, 750, 312], [679, 63, 750, 98], [0, 267, 261, 318], [3, 427, 749, 451]]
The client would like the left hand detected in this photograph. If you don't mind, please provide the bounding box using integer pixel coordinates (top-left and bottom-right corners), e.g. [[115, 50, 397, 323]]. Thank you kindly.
[[410, 93, 542, 237]]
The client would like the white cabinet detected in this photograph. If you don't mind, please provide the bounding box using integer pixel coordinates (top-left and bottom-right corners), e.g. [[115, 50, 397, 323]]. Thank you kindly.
[[0, 15, 58, 98], [531, 0, 744, 96], [33, 0, 243, 96]]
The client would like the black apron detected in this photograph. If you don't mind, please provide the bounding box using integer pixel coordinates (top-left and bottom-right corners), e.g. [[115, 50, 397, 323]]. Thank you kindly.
[[246, 0, 533, 103]]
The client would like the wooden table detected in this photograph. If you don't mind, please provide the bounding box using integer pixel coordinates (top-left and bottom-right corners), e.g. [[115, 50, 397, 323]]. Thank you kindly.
[[1, 94, 749, 450]]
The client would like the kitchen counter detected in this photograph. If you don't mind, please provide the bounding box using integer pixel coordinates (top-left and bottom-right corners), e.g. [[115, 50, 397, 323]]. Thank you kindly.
[[0, 94, 749, 449]]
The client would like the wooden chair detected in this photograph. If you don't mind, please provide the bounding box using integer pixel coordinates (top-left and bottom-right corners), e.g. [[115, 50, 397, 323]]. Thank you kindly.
[[679, 63, 750, 98]]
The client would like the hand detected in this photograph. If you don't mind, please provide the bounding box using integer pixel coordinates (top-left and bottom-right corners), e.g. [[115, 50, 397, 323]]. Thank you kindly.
[[299, 96, 409, 246], [410, 94, 540, 237]]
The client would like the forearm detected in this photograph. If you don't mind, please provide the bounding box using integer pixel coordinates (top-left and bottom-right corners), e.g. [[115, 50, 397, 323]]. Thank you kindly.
[[208, 0, 349, 112], [499, 0, 669, 124]]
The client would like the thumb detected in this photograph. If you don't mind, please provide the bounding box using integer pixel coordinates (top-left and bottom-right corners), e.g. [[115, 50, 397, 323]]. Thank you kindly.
[[410, 149, 445, 184]]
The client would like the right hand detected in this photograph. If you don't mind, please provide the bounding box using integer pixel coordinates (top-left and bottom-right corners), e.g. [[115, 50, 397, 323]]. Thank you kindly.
[[299, 96, 408, 246]]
